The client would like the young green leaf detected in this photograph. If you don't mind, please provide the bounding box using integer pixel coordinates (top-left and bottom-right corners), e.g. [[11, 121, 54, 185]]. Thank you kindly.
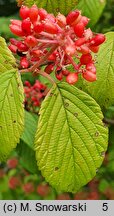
[[76, 0, 106, 27], [35, 82, 108, 192], [0, 37, 24, 161], [19, 0, 78, 15]]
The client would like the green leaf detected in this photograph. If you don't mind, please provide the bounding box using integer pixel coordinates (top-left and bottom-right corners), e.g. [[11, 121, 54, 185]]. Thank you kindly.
[[35, 82, 108, 192], [76, 0, 106, 27], [21, 0, 78, 15], [18, 111, 38, 173], [0, 37, 24, 161], [17, 140, 38, 173], [21, 111, 38, 148], [0, 37, 17, 73], [79, 32, 114, 110]]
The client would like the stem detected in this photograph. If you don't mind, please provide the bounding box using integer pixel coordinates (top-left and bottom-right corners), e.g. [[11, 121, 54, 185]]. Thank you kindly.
[[37, 39, 58, 44], [29, 44, 58, 72], [66, 54, 79, 71], [34, 69, 55, 85]]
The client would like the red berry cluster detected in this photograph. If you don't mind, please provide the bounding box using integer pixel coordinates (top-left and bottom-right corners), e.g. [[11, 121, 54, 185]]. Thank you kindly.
[[24, 80, 47, 112], [9, 5, 106, 84]]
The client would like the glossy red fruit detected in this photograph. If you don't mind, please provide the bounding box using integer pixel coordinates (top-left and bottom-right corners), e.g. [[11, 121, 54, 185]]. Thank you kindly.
[[82, 70, 97, 82], [17, 41, 28, 52], [23, 183, 34, 194], [9, 176, 20, 189], [56, 72, 63, 80], [79, 45, 90, 54], [37, 184, 50, 197], [45, 64, 54, 74], [19, 5, 30, 19], [8, 44, 17, 53], [31, 49, 42, 57], [90, 34, 106, 46], [38, 8, 47, 20], [20, 5, 30, 19], [34, 23, 44, 33], [44, 21, 58, 34], [75, 37, 86, 46], [20, 57, 29, 68], [80, 53, 92, 65], [25, 35, 38, 47], [86, 63, 96, 74], [10, 24, 24, 37], [10, 38, 19, 46], [65, 44, 76, 56], [74, 22, 85, 37], [24, 81, 31, 87], [66, 10, 80, 25], [66, 73, 78, 84], [56, 13, 66, 27], [10, 19, 22, 26], [21, 18, 32, 35], [62, 69, 70, 76], [80, 16, 89, 26], [89, 45, 99, 53], [29, 5, 39, 23], [7, 158, 18, 169]]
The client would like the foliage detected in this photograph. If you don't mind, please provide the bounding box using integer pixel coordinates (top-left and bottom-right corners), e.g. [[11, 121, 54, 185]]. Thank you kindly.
[[0, 0, 114, 197]]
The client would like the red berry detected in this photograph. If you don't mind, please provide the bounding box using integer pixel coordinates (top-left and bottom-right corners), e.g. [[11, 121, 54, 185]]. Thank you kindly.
[[20, 57, 29, 68], [25, 35, 38, 47], [56, 13, 66, 27], [17, 41, 28, 52], [20, 5, 30, 19], [38, 8, 47, 20], [80, 16, 89, 26], [37, 184, 50, 197], [56, 72, 63, 80], [10, 24, 24, 37], [66, 10, 80, 26], [29, 5, 39, 23], [9, 176, 20, 189], [44, 20, 58, 34], [10, 19, 22, 26], [8, 44, 17, 53], [24, 81, 31, 87], [62, 69, 70, 76], [79, 45, 90, 54], [65, 44, 76, 56], [10, 38, 19, 46], [21, 18, 32, 35], [31, 49, 42, 57], [23, 182, 34, 194], [66, 73, 78, 84], [74, 22, 85, 37], [46, 14, 56, 23], [80, 53, 92, 65], [75, 37, 86, 46], [82, 70, 97, 82], [34, 23, 44, 33], [7, 158, 18, 169], [90, 34, 106, 46], [86, 63, 96, 74], [45, 64, 54, 74], [89, 45, 99, 53]]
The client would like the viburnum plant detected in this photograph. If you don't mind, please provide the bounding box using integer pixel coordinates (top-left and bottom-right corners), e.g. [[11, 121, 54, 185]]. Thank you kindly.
[[0, 0, 114, 193]]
